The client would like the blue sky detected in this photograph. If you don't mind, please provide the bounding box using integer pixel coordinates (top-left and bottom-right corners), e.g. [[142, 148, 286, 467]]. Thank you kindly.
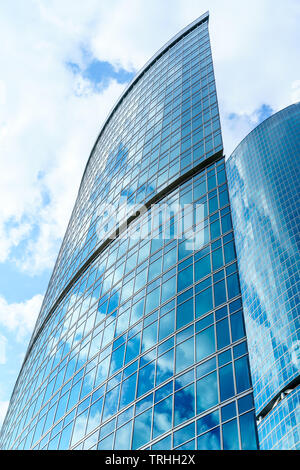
[[0, 0, 299, 427]]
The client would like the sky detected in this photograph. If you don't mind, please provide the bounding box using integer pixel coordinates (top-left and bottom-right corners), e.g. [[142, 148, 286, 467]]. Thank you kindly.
[[0, 0, 299, 427]]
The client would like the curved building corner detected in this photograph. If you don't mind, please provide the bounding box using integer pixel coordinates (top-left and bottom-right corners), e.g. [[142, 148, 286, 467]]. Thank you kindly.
[[226, 103, 300, 449]]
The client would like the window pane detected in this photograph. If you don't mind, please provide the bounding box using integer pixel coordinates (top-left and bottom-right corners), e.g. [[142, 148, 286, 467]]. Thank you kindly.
[[195, 254, 211, 281], [132, 408, 152, 449], [230, 311, 245, 342], [224, 241, 235, 264], [153, 396, 172, 439], [222, 418, 239, 450], [159, 311, 175, 341], [196, 325, 215, 362], [137, 362, 155, 398], [114, 421, 132, 450], [119, 373, 137, 409], [227, 273, 240, 299], [174, 422, 194, 447], [197, 409, 219, 435], [214, 280, 226, 307], [178, 265, 193, 292], [161, 277, 176, 303], [176, 336, 194, 373], [216, 318, 230, 350], [212, 248, 223, 270], [156, 349, 174, 386], [102, 385, 120, 422], [125, 333, 141, 364], [196, 371, 218, 414], [195, 287, 213, 318], [176, 298, 194, 329], [197, 427, 220, 450], [152, 434, 171, 450], [239, 411, 258, 450], [219, 363, 235, 402], [174, 383, 195, 426], [141, 321, 158, 353], [235, 356, 251, 393]]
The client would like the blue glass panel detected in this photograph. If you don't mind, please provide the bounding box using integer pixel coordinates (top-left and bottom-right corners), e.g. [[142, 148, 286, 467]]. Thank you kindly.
[[238, 394, 254, 414], [109, 344, 125, 375], [175, 337, 194, 373], [156, 349, 174, 386], [214, 280, 226, 307], [224, 241, 235, 264], [152, 434, 171, 450], [174, 383, 195, 426], [137, 362, 155, 398], [196, 371, 218, 414], [173, 422, 194, 447], [239, 411, 258, 450], [114, 421, 132, 449], [132, 408, 152, 449], [219, 363, 235, 402], [153, 396, 172, 438], [119, 373, 137, 409], [221, 401, 236, 422], [178, 265, 193, 292], [161, 277, 176, 303], [102, 385, 120, 422], [212, 248, 223, 270], [196, 357, 216, 379], [197, 427, 220, 450], [195, 287, 213, 318], [124, 333, 141, 364], [197, 409, 219, 435], [195, 254, 211, 281], [176, 298, 194, 329], [226, 273, 240, 299], [159, 310, 175, 341], [222, 418, 239, 450], [196, 325, 215, 362], [235, 356, 251, 393], [141, 321, 158, 353], [230, 311, 245, 341], [216, 318, 230, 350], [97, 432, 114, 450]]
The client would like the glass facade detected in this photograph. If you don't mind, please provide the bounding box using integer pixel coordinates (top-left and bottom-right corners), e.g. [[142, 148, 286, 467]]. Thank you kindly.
[[226, 103, 300, 450], [0, 12, 260, 450]]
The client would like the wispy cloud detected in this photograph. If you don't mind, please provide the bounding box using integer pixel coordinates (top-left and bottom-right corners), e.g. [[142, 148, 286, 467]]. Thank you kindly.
[[0, 294, 43, 341]]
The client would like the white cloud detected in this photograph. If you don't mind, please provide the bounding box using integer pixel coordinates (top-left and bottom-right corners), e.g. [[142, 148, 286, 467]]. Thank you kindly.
[[0, 401, 9, 427], [0, 294, 44, 341], [0, 334, 7, 365]]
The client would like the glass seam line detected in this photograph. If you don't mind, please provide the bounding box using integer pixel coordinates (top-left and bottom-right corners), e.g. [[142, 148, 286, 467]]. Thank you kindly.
[[16, 149, 224, 389], [256, 375, 300, 422]]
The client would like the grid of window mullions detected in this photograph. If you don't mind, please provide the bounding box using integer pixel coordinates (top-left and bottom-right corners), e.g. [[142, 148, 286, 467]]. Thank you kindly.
[[8, 248, 245, 450], [5, 160, 227, 420], [34, 149, 225, 336], [69, 338, 249, 448], [35, 332, 251, 451]]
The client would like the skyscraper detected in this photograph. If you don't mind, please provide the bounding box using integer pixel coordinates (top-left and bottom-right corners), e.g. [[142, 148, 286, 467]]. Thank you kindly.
[[226, 103, 300, 450], [0, 12, 297, 451]]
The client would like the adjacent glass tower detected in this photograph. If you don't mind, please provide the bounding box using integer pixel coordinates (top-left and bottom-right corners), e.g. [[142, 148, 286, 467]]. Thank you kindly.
[[0, 12, 263, 451], [226, 103, 300, 450]]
